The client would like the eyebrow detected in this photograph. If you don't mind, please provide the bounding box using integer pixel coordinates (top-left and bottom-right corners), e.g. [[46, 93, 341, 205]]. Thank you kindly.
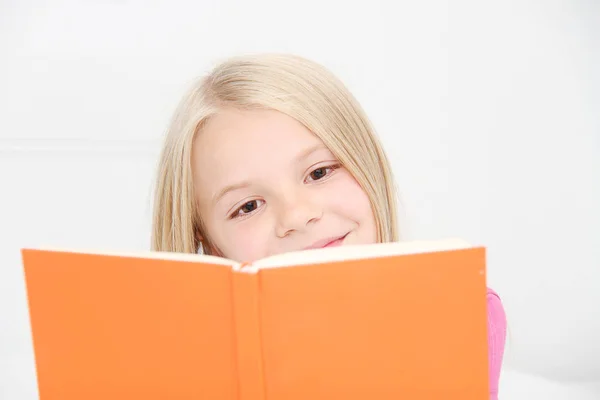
[[213, 181, 252, 205], [295, 143, 328, 162], [212, 144, 329, 205]]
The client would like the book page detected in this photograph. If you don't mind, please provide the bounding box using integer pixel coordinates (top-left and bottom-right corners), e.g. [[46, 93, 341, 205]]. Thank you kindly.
[[24, 247, 237, 267], [251, 238, 472, 270]]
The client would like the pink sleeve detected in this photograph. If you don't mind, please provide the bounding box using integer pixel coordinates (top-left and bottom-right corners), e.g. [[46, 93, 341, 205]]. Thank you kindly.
[[487, 288, 507, 400]]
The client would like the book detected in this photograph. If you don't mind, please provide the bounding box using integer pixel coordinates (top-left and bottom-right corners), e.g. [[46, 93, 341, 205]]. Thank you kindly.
[[21, 238, 489, 400]]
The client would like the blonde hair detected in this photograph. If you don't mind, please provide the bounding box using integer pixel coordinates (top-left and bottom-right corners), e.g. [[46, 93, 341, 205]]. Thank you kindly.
[[152, 53, 399, 254]]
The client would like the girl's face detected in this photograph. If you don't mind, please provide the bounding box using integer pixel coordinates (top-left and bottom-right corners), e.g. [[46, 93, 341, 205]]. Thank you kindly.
[[193, 108, 377, 262]]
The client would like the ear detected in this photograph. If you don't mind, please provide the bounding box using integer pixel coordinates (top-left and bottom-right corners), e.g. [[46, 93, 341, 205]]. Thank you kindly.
[[195, 230, 206, 255], [195, 233, 222, 257]]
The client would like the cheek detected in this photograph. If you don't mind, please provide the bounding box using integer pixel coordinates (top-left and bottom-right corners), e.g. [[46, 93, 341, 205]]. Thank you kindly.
[[328, 172, 375, 218], [325, 173, 378, 243], [211, 220, 272, 263], [197, 200, 270, 262]]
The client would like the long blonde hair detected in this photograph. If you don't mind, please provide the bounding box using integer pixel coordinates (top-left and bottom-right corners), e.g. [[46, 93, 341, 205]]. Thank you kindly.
[[152, 53, 399, 254]]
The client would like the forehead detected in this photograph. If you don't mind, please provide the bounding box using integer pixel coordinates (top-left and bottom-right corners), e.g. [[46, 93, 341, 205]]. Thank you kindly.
[[192, 109, 328, 192], [201, 108, 319, 145]]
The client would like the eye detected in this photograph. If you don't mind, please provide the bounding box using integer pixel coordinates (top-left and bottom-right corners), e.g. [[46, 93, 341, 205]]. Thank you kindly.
[[305, 164, 340, 183], [230, 199, 264, 219]]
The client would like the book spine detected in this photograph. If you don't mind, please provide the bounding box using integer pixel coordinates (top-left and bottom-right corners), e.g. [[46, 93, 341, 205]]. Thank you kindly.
[[231, 264, 265, 400]]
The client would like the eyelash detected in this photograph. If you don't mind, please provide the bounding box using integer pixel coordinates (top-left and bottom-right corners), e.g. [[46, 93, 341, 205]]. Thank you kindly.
[[229, 199, 265, 220], [304, 163, 340, 183], [228, 163, 341, 220]]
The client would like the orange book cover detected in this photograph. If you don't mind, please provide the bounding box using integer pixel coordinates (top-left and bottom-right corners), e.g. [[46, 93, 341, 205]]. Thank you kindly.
[[21, 238, 489, 399]]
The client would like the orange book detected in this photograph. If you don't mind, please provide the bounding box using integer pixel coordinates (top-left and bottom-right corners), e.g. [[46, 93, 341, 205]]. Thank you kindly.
[[21, 238, 489, 399]]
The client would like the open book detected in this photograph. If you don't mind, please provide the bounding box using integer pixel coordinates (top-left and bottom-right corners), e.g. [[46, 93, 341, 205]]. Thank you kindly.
[[21, 238, 489, 399]]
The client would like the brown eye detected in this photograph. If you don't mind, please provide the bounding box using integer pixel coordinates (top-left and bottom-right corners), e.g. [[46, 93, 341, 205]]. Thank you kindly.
[[241, 201, 257, 213], [230, 199, 264, 219], [310, 167, 328, 180], [306, 164, 340, 183]]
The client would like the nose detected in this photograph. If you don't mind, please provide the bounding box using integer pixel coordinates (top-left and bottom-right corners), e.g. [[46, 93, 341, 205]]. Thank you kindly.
[[275, 191, 322, 238]]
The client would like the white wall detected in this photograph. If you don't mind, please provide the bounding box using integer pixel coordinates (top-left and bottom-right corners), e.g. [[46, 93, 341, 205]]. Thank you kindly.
[[1, 0, 598, 398]]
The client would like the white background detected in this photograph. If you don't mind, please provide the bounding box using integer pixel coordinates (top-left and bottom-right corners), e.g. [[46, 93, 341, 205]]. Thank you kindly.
[[1, 0, 599, 398]]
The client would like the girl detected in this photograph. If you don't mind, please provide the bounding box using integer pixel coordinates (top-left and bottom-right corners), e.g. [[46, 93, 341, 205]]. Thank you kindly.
[[151, 53, 506, 399]]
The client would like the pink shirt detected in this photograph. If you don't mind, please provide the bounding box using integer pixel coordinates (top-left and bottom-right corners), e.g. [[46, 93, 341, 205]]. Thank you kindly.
[[487, 288, 507, 400]]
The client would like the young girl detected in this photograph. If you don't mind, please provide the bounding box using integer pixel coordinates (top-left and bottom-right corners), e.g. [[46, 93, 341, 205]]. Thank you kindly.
[[151, 53, 506, 399]]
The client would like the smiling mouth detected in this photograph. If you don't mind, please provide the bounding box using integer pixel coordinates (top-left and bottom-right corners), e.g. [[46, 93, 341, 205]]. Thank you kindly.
[[303, 233, 349, 250]]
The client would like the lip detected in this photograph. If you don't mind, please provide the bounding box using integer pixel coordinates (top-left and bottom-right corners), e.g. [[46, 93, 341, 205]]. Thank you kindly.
[[303, 233, 349, 250]]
